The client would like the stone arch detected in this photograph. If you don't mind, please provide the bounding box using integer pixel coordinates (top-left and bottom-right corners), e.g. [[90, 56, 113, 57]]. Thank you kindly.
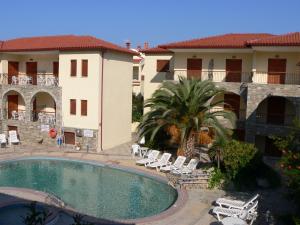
[[256, 95, 296, 125], [30, 91, 57, 124], [2, 89, 26, 120], [211, 91, 246, 120]]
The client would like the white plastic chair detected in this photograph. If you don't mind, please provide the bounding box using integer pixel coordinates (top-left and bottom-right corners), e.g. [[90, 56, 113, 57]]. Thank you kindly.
[[8, 130, 20, 145], [0, 134, 7, 147], [160, 156, 186, 172], [11, 76, 18, 85], [216, 194, 259, 210], [171, 158, 199, 175], [11, 111, 18, 120], [136, 150, 160, 165], [146, 153, 172, 171], [213, 200, 258, 222]]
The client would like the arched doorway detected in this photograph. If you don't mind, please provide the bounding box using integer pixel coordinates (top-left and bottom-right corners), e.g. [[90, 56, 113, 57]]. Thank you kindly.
[[30, 92, 56, 125], [2, 90, 26, 120], [256, 96, 296, 125], [255, 96, 296, 157]]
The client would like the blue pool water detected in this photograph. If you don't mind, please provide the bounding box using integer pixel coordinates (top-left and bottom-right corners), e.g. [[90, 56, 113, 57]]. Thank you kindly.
[[0, 158, 177, 220]]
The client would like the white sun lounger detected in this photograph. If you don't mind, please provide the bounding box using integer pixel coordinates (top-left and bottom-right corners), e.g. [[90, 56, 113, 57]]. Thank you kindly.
[[160, 156, 186, 172], [136, 150, 159, 165], [216, 194, 259, 210], [172, 158, 199, 175], [146, 153, 172, 171], [213, 200, 258, 221], [0, 134, 7, 147], [8, 130, 20, 145]]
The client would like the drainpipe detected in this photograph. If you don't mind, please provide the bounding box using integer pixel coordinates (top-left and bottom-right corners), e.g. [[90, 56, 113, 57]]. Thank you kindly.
[[99, 50, 105, 151]]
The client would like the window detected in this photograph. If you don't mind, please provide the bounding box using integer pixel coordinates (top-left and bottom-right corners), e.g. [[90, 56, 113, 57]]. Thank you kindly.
[[81, 100, 87, 116], [82, 60, 88, 77], [156, 60, 170, 72], [70, 99, 76, 115], [71, 60, 77, 76]]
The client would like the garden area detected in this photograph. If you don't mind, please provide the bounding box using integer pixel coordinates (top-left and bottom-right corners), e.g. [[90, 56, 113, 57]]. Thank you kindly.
[[133, 77, 300, 224]]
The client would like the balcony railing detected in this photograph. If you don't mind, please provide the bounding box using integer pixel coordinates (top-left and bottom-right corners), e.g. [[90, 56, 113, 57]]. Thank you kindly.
[[256, 112, 295, 126], [0, 73, 59, 87], [32, 110, 56, 125], [2, 109, 26, 121], [173, 70, 300, 85]]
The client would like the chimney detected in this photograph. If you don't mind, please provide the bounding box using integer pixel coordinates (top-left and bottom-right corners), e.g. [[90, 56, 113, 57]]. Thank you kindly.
[[125, 40, 131, 49], [144, 42, 149, 49]]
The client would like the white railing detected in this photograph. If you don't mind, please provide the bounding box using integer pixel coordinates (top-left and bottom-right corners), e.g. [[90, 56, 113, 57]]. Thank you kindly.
[[0, 73, 59, 86], [32, 111, 56, 125], [2, 109, 26, 121]]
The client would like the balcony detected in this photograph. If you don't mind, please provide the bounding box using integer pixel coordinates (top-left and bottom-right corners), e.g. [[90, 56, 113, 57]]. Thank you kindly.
[[32, 110, 56, 125], [0, 73, 59, 87], [173, 69, 300, 85]]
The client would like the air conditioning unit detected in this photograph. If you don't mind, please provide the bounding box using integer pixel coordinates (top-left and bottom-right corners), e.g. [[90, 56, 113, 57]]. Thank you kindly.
[[75, 129, 83, 137]]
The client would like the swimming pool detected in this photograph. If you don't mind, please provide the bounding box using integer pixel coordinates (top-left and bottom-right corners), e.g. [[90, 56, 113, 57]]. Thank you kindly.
[[0, 157, 177, 220]]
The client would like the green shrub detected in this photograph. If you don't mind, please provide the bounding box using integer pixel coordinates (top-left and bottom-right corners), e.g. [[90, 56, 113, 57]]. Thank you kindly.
[[222, 140, 257, 180], [132, 93, 143, 122], [208, 168, 225, 189]]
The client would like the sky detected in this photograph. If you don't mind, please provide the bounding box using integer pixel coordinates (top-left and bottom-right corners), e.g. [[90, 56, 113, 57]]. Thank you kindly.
[[1, 0, 300, 49]]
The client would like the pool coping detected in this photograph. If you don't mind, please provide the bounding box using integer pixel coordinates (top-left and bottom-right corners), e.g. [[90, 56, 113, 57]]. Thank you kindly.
[[0, 154, 188, 224]]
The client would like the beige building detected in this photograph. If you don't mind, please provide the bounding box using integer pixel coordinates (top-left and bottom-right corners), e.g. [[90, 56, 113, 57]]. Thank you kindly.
[[141, 32, 300, 157], [0, 35, 135, 151]]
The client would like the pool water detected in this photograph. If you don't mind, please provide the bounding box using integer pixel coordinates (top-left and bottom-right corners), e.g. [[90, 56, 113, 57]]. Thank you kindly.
[[0, 158, 177, 220]]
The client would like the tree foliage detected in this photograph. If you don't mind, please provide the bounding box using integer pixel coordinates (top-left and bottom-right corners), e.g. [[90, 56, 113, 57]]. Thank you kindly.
[[222, 140, 257, 179], [138, 77, 235, 157]]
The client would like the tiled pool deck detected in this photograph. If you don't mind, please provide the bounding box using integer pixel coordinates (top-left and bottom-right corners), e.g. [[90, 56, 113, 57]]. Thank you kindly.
[[0, 143, 225, 225]]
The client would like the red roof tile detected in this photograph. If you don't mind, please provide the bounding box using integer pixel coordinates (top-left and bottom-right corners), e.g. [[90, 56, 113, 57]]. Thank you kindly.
[[159, 33, 275, 49], [247, 32, 300, 46], [140, 47, 173, 54], [0, 35, 137, 55]]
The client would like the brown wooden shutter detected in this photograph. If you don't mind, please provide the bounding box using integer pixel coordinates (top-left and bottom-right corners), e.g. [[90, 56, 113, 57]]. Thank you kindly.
[[157, 60, 170, 72], [81, 100, 87, 116], [70, 99, 76, 115], [53, 61, 59, 77], [82, 60, 88, 77], [71, 60, 77, 76]]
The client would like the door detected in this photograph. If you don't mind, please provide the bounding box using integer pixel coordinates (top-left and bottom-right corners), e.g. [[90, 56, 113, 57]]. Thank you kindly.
[[7, 95, 18, 119], [53, 61, 59, 78], [267, 97, 285, 125], [26, 62, 37, 85], [268, 59, 286, 84], [224, 94, 240, 119], [226, 59, 242, 82], [187, 58, 202, 79], [8, 61, 19, 84], [64, 132, 75, 145]]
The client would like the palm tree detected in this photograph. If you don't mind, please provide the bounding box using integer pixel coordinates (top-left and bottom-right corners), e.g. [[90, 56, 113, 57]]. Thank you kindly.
[[138, 77, 235, 158], [209, 135, 228, 169]]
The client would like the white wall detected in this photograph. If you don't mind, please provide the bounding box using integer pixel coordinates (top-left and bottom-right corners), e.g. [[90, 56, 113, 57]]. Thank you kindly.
[[142, 54, 174, 101], [59, 51, 101, 130], [173, 52, 253, 82], [102, 51, 132, 149]]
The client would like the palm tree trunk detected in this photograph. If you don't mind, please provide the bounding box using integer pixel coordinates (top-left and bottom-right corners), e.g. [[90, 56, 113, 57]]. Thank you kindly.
[[182, 134, 195, 158]]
